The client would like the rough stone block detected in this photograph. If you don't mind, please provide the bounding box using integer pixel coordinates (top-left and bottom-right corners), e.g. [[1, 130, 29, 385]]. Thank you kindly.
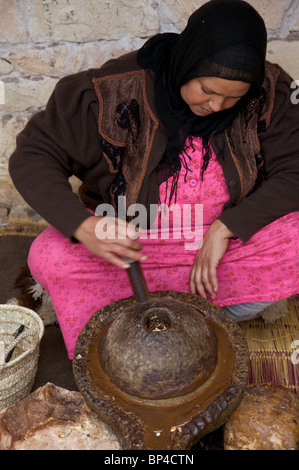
[[25, 0, 159, 43], [247, 0, 293, 32], [0, 383, 122, 450], [0, 59, 14, 76], [162, 0, 295, 36], [223, 383, 299, 450], [0, 115, 29, 197], [2, 77, 58, 112], [7, 39, 145, 78], [267, 40, 299, 79], [160, 0, 206, 32], [0, 0, 27, 44], [0, 114, 28, 162]]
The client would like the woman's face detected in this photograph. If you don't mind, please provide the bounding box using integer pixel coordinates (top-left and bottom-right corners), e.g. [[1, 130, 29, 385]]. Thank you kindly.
[[180, 76, 251, 116]]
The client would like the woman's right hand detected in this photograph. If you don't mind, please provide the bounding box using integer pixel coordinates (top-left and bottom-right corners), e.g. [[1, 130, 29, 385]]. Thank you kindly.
[[73, 215, 146, 269]]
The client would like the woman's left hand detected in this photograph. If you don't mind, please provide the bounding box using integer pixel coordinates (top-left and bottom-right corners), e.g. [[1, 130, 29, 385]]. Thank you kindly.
[[189, 219, 234, 300]]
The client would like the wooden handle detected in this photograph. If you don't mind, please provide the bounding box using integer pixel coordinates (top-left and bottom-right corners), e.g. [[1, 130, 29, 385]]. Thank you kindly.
[[123, 258, 150, 303]]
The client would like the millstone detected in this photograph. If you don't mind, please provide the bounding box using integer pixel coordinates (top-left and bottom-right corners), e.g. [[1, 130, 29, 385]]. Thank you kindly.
[[99, 298, 218, 399], [73, 291, 249, 450]]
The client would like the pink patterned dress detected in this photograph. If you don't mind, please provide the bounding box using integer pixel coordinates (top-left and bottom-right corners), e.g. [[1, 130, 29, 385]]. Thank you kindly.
[[28, 137, 299, 359]]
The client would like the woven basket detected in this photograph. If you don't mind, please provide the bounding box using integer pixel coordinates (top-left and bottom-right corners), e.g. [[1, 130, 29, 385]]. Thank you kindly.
[[0, 304, 44, 410]]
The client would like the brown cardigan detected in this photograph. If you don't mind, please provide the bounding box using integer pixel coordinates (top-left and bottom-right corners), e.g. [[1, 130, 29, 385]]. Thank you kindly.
[[9, 52, 299, 242]]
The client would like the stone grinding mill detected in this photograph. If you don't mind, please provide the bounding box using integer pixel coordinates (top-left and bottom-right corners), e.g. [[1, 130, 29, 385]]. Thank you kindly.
[[72, 260, 249, 450]]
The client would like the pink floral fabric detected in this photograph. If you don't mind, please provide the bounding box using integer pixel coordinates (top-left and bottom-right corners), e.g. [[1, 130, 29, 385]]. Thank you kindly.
[[28, 137, 299, 359]]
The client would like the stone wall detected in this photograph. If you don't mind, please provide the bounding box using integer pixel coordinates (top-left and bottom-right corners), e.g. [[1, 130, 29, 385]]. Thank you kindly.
[[0, 0, 298, 225]]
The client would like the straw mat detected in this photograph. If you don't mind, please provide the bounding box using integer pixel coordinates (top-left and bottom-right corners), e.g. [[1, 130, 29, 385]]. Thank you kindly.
[[239, 296, 299, 395]]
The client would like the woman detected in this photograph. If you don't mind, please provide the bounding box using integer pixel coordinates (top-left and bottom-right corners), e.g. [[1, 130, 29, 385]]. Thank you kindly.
[[9, 0, 299, 359]]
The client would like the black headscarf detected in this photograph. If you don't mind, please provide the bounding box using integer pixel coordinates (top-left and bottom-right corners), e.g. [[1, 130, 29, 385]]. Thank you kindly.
[[137, 0, 267, 201]]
